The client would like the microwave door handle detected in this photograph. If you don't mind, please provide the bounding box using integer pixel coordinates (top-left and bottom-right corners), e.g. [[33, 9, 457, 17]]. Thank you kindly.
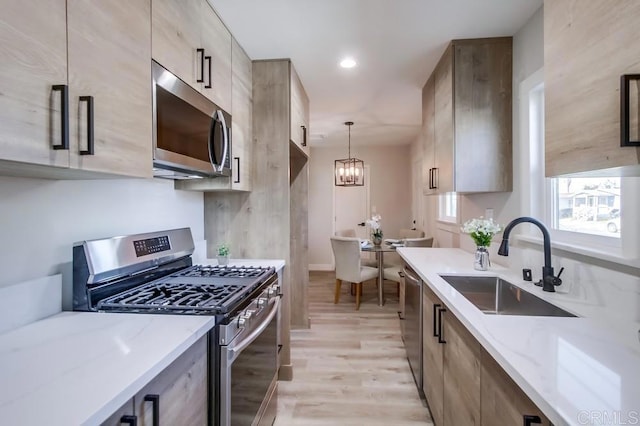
[[207, 113, 219, 171], [217, 110, 229, 173]]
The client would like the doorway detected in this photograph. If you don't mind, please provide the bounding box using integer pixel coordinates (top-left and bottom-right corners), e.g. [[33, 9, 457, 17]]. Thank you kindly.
[[333, 165, 371, 240]]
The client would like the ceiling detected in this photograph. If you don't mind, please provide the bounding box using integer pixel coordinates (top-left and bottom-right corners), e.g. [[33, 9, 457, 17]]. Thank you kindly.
[[209, 0, 542, 149]]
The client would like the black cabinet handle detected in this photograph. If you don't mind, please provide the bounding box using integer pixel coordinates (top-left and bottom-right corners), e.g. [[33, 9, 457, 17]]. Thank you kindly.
[[433, 168, 439, 189], [197, 48, 205, 83], [523, 415, 542, 426], [120, 415, 137, 426], [52, 85, 69, 150], [233, 156, 240, 183], [79, 96, 94, 155], [433, 303, 441, 337], [428, 168, 433, 189], [437, 308, 447, 344], [144, 394, 160, 426], [301, 125, 307, 146], [357, 222, 365, 227], [204, 55, 212, 89]]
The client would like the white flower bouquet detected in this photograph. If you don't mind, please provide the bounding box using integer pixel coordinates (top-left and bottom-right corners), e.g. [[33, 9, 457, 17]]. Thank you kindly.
[[461, 217, 502, 247], [366, 214, 383, 239]]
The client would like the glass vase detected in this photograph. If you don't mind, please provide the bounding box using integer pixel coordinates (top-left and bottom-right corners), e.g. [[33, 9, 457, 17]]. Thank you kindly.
[[474, 246, 490, 271], [372, 235, 383, 246]]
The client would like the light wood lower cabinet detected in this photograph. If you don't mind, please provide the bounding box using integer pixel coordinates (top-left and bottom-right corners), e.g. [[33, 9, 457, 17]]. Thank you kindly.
[[481, 349, 551, 426], [443, 311, 481, 426], [422, 286, 445, 425], [101, 335, 208, 426], [422, 284, 550, 426]]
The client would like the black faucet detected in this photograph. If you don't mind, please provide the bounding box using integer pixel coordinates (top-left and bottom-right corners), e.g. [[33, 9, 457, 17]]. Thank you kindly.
[[497, 216, 563, 292]]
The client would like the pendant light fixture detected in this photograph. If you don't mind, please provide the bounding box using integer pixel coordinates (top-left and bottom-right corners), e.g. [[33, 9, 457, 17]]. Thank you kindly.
[[335, 121, 365, 186]]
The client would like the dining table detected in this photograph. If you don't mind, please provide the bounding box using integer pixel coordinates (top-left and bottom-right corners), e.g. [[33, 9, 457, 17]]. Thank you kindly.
[[361, 243, 398, 306]]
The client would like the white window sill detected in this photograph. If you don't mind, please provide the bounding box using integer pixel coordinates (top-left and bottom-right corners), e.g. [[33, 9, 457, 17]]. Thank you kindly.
[[436, 220, 460, 233], [515, 234, 640, 271]]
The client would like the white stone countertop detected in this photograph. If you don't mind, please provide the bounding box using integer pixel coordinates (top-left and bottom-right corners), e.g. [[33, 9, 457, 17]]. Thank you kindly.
[[0, 312, 215, 425], [0, 258, 285, 425], [397, 247, 640, 426]]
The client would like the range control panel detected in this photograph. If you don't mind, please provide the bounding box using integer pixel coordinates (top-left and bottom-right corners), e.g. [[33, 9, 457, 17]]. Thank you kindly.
[[133, 235, 171, 257]]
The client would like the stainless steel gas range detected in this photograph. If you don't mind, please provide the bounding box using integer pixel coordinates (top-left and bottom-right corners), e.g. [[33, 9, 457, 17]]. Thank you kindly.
[[73, 228, 280, 426]]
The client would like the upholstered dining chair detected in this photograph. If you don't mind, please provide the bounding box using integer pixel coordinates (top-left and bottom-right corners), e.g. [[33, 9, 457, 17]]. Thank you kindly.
[[335, 229, 377, 267], [330, 236, 379, 310], [336, 229, 357, 237], [399, 228, 425, 239]]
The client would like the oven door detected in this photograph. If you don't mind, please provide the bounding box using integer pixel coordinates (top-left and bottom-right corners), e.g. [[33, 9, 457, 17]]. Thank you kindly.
[[219, 296, 280, 426]]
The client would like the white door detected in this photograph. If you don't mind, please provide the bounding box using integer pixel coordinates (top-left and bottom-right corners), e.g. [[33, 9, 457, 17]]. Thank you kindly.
[[333, 165, 370, 240]]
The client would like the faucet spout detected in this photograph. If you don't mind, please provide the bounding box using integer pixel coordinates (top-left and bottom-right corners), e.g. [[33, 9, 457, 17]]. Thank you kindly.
[[498, 216, 560, 292]]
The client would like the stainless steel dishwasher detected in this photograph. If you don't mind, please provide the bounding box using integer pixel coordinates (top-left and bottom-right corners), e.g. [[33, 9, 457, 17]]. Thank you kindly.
[[402, 262, 424, 398]]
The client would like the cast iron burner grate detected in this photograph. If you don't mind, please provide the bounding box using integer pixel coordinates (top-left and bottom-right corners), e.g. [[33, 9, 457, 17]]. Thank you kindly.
[[175, 265, 272, 279], [97, 281, 251, 313]]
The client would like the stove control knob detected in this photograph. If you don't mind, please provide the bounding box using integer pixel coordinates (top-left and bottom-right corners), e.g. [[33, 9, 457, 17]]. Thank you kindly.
[[238, 310, 254, 327], [268, 285, 280, 297], [257, 297, 268, 308], [238, 316, 247, 327]]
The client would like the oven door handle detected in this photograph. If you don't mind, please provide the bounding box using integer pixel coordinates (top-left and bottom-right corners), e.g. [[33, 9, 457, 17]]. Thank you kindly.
[[226, 296, 280, 363]]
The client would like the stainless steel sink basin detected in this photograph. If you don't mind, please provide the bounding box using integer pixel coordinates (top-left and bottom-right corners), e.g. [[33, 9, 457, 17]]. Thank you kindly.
[[439, 275, 576, 317]]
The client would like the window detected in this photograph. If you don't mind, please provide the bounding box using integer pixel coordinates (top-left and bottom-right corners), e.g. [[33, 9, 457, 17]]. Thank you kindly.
[[551, 178, 620, 238], [439, 192, 458, 223]]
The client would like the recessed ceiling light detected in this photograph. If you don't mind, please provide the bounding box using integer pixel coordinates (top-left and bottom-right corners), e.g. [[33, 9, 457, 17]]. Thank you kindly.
[[340, 57, 357, 69]]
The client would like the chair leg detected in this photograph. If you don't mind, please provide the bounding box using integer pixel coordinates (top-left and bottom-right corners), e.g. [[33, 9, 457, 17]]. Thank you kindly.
[[334, 279, 342, 304], [355, 282, 362, 310]]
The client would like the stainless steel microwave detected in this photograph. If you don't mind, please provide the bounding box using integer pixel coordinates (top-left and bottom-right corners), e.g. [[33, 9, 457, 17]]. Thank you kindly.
[[152, 61, 231, 179]]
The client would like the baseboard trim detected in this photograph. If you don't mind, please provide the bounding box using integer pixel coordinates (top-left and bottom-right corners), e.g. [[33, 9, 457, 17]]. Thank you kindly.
[[309, 263, 333, 271], [278, 364, 294, 381]]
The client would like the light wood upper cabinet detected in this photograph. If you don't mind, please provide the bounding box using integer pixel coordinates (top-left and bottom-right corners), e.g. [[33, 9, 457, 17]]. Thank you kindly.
[[545, 0, 640, 176], [424, 38, 512, 194], [480, 348, 552, 426], [176, 37, 252, 192], [67, 0, 152, 177], [290, 65, 310, 157], [0, 0, 152, 179], [152, 0, 232, 112], [0, 0, 68, 169], [152, 0, 202, 90], [200, 1, 232, 111], [422, 75, 437, 195]]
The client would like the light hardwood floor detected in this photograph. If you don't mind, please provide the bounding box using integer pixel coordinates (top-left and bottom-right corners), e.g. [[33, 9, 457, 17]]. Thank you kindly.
[[274, 271, 433, 425]]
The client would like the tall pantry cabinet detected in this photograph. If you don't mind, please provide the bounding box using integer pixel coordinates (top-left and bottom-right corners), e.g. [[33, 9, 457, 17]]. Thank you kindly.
[[204, 59, 310, 380]]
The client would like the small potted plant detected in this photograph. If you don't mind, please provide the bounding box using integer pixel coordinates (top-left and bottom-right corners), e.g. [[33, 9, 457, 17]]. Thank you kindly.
[[217, 243, 230, 266], [461, 217, 502, 271]]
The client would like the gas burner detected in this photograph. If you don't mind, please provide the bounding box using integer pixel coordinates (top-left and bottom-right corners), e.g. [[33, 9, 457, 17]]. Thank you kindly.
[[177, 265, 272, 279]]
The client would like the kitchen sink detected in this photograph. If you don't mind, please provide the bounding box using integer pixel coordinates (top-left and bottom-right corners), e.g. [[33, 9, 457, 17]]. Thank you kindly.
[[439, 275, 577, 317]]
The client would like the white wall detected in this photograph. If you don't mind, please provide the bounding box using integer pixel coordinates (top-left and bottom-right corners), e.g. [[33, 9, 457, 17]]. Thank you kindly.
[[308, 144, 412, 268], [0, 176, 204, 309]]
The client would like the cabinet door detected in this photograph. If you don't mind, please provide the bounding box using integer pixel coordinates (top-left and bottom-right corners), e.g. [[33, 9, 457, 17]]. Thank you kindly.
[[67, 0, 152, 177], [0, 0, 68, 168], [434, 45, 454, 193], [443, 311, 481, 426], [422, 286, 444, 426], [231, 37, 253, 191], [422, 75, 437, 195], [200, 0, 232, 112], [480, 349, 551, 426], [135, 335, 208, 426], [290, 64, 310, 157], [453, 39, 512, 192], [152, 0, 202, 91], [545, 0, 640, 176]]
